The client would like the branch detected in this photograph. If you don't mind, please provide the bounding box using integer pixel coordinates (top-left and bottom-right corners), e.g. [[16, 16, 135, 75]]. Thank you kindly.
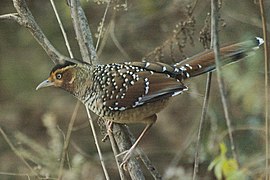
[[68, 1, 153, 178], [2, 0, 75, 64], [210, 0, 238, 163], [69, 0, 98, 65], [0, 13, 21, 22], [125, 127, 162, 180], [107, 123, 127, 180], [0, 127, 40, 178], [2, 1, 156, 178], [258, 0, 270, 179], [112, 124, 145, 180], [86, 108, 110, 180], [192, 73, 212, 180]]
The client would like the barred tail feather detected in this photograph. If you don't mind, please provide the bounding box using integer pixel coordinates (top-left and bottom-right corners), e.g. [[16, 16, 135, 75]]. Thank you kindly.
[[174, 37, 264, 79]]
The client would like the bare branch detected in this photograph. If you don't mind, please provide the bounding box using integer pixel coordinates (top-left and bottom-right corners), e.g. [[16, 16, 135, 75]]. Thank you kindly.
[[109, 18, 131, 60], [210, 0, 238, 163], [0, 127, 40, 179], [125, 128, 162, 180], [0, 13, 21, 22], [107, 123, 128, 180], [112, 124, 145, 180], [10, 0, 74, 64], [95, 0, 111, 51], [69, 0, 98, 65], [57, 101, 80, 179], [50, 0, 74, 59], [192, 73, 212, 180], [258, 0, 270, 179], [86, 107, 110, 180]]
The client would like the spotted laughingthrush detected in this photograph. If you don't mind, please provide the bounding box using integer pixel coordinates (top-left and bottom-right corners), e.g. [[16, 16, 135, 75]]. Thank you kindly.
[[36, 37, 264, 165]]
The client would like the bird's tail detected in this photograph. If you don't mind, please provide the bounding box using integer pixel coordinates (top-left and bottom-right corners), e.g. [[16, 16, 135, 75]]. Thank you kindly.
[[174, 37, 264, 79]]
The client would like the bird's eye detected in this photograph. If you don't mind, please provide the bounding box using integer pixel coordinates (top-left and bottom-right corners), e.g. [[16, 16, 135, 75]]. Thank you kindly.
[[56, 73, 62, 80]]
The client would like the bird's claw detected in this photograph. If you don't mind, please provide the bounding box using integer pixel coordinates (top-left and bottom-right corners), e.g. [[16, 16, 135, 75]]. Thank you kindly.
[[101, 134, 109, 142], [102, 121, 114, 142], [117, 149, 135, 170]]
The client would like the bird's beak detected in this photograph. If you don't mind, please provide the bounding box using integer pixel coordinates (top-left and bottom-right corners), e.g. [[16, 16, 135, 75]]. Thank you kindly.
[[36, 79, 54, 90]]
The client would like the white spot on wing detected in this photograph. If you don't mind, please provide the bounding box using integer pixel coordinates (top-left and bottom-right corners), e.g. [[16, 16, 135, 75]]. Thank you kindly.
[[119, 107, 126, 111], [172, 91, 183, 97], [145, 62, 150, 68], [185, 64, 193, 69], [256, 37, 264, 46], [144, 78, 150, 95], [180, 66, 187, 71], [174, 68, 179, 72], [162, 66, 167, 72]]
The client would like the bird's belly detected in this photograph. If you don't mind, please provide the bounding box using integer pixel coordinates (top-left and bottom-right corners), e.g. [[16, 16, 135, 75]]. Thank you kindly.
[[103, 98, 170, 124]]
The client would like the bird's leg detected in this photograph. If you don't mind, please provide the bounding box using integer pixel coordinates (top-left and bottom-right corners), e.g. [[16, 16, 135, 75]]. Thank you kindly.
[[106, 120, 114, 133], [119, 115, 156, 169], [119, 123, 153, 168], [102, 121, 113, 142]]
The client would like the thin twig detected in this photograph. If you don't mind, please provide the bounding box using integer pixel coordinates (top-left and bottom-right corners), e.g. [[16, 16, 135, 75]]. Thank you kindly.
[[125, 127, 162, 180], [192, 73, 212, 180], [258, 0, 269, 179], [57, 101, 80, 180], [0, 127, 40, 179], [85, 107, 110, 180], [210, 0, 238, 163], [112, 124, 145, 180], [106, 123, 127, 180], [190, 0, 199, 15], [95, 0, 111, 51], [10, 0, 75, 64], [48, 2, 80, 178], [109, 18, 131, 60], [96, 18, 111, 58], [50, 0, 74, 58], [0, 13, 20, 21]]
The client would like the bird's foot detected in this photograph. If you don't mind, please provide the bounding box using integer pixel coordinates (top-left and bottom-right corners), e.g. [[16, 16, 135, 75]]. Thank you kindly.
[[102, 121, 113, 142], [117, 148, 137, 170]]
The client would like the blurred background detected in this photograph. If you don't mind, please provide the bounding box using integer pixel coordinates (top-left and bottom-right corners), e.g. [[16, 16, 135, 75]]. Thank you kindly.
[[0, 0, 269, 179]]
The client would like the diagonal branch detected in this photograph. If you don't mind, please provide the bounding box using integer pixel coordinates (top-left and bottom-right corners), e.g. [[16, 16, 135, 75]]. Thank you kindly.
[[5, 0, 75, 64], [112, 124, 145, 180], [192, 73, 212, 180]]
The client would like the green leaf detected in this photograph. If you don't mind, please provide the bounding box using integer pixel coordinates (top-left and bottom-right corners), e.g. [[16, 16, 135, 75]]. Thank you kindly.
[[208, 142, 247, 180], [214, 160, 224, 180], [223, 158, 239, 177]]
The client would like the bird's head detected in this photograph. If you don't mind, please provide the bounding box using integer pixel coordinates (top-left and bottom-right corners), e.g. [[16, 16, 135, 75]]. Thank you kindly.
[[36, 61, 79, 94]]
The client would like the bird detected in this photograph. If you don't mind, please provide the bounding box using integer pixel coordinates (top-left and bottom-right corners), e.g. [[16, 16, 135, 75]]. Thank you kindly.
[[36, 37, 264, 166]]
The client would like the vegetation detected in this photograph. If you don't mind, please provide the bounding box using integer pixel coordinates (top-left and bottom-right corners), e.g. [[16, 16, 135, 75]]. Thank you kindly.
[[0, 0, 268, 179]]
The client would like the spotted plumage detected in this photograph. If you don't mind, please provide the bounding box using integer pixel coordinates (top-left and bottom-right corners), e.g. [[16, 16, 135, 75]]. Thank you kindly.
[[36, 37, 264, 123], [36, 37, 264, 164]]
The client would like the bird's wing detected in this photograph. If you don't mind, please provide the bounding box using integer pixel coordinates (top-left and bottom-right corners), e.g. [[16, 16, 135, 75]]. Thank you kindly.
[[98, 63, 187, 111]]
